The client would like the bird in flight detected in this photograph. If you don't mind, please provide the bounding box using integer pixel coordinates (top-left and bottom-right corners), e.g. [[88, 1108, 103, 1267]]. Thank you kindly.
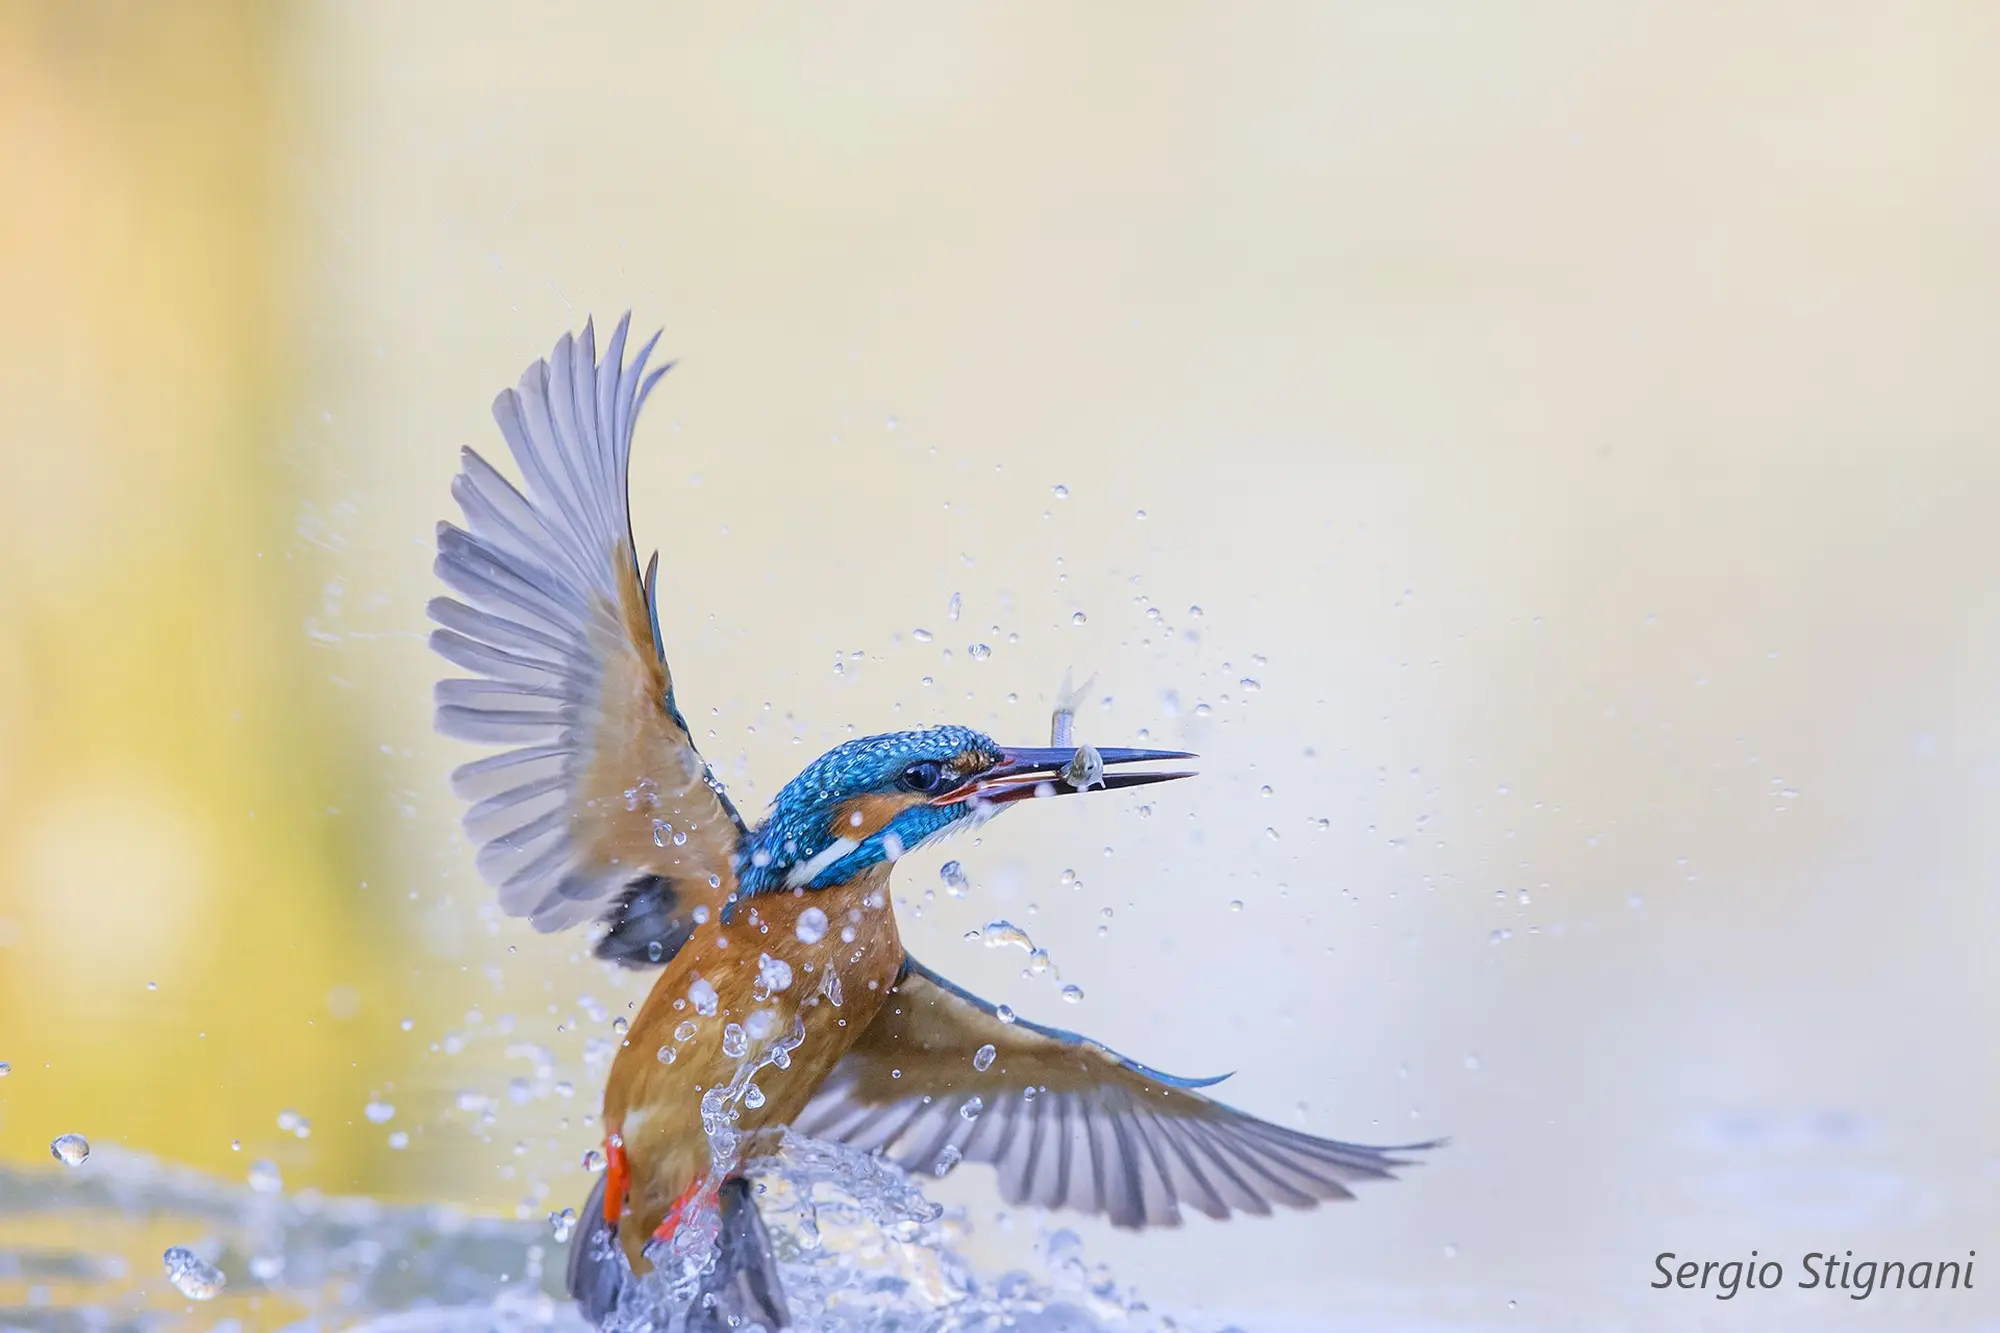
[[430, 317, 1437, 1328]]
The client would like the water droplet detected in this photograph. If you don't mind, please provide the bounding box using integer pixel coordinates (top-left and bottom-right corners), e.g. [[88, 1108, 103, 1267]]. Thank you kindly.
[[364, 1100, 395, 1124], [162, 1247, 226, 1301], [1265, 827, 1280, 841], [1046, 1229, 1083, 1265], [996, 1004, 1017, 1024], [937, 861, 970, 898], [549, 1207, 578, 1242], [968, 643, 992, 661], [970, 919, 1037, 953], [247, 1159, 283, 1193], [674, 1019, 699, 1043], [1060, 984, 1084, 1003], [0, 1061, 8, 1076], [1229, 899, 1243, 912], [652, 819, 671, 847], [1134, 509, 1148, 521], [947, 592, 962, 622], [1052, 484, 1069, 499], [1240, 677, 1262, 692], [582, 1148, 606, 1173], [611, 1016, 629, 1036], [657, 1044, 677, 1065], [387, 1131, 409, 1150], [1071, 611, 1087, 625], [399, 1016, 415, 1031], [743, 1083, 766, 1109], [785, 907, 826, 947], [758, 953, 794, 993], [50, 1134, 89, 1167], [913, 627, 933, 642], [973, 1042, 997, 1071], [689, 977, 719, 1016], [722, 1023, 749, 1058]]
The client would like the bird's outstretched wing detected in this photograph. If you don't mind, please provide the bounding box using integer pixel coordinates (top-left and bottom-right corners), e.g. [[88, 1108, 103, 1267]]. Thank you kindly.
[[430, 315, 746, 963], [792, 958, 1438, 1228]]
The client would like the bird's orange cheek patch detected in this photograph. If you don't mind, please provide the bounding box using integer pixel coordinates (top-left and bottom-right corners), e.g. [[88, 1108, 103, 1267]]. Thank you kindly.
[[830, 794, 912, 842]]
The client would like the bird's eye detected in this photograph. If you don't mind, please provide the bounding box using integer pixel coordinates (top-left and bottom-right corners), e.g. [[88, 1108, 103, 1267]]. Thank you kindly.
[[898, 761, 945, 794]]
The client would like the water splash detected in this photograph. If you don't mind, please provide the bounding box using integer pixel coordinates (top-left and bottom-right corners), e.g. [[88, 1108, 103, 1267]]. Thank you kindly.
[[0, 1137, 1181, 1333], [963, 920, 1061, 985], [162, 1245, 227, 1300]]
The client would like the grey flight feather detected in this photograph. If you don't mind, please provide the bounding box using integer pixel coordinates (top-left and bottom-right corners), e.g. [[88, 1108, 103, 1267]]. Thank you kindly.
[[428, 315, 746, 945], [792, 958, 1440, 1229]]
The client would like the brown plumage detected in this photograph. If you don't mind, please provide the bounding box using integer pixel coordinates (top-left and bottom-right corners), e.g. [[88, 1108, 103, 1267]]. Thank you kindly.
[[604, 869, 905, 1272], [432, 317, 1440, 1328]]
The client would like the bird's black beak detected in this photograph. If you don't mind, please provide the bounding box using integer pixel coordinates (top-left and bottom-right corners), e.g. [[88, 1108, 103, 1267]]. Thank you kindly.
[[931, 745, 1196, 806]]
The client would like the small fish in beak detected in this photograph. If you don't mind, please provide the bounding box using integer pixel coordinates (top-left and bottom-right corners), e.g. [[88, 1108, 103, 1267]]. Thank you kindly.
[[1049, 668, 1105, 791]]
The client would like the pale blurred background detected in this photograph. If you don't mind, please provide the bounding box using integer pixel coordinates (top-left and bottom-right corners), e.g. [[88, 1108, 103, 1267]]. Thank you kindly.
[[2, 2, 1997, 1329]]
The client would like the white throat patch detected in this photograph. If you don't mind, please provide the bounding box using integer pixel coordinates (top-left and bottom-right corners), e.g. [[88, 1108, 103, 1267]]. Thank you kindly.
[[785, 836, 859, 889]]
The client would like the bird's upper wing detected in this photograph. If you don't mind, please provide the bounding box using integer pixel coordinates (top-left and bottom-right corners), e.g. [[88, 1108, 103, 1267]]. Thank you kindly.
[[792, 958, 1437, 1228], [429, 316, 746, 960]]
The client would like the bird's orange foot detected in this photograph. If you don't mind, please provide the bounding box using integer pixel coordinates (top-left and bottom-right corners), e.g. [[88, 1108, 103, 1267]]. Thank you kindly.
[[652, 1176, 720, 1240], [603, 1135, 629, 1226]]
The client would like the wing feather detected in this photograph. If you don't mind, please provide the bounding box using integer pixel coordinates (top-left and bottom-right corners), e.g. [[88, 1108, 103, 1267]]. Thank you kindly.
[[794, 958, 1438, 1229], [431, 316, 747, 962]]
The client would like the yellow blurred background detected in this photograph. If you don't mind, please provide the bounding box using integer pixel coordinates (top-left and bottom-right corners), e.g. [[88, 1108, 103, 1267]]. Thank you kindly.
[[2, 2, 1997, 1328]]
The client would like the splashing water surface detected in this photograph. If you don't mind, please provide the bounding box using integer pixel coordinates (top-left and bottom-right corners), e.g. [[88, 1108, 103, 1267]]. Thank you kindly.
[[0, 1134, 1177, 1333]]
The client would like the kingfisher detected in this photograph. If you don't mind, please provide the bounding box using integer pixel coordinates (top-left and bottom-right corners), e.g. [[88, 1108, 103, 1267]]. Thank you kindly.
[[430, 316, 1437, 1328]]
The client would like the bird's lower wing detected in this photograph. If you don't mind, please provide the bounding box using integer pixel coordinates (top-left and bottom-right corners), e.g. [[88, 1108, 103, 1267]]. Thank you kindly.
[[430, 316, 745, 961], [791, 957, 1439, 1228]]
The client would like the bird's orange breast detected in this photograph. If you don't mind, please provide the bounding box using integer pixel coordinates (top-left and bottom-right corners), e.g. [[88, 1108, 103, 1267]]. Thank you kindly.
[[601, 867, 905, 1270]]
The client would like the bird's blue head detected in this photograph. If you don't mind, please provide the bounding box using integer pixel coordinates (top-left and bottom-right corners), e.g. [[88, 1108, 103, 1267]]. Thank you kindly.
[[736, 725, 1191, 895]]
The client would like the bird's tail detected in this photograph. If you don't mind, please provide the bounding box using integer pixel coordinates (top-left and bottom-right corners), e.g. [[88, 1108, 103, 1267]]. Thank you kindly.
[[689, 1176, 791, 1332], [567, 1174, 625, 1325], [566, 1175, 790, 1331]]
